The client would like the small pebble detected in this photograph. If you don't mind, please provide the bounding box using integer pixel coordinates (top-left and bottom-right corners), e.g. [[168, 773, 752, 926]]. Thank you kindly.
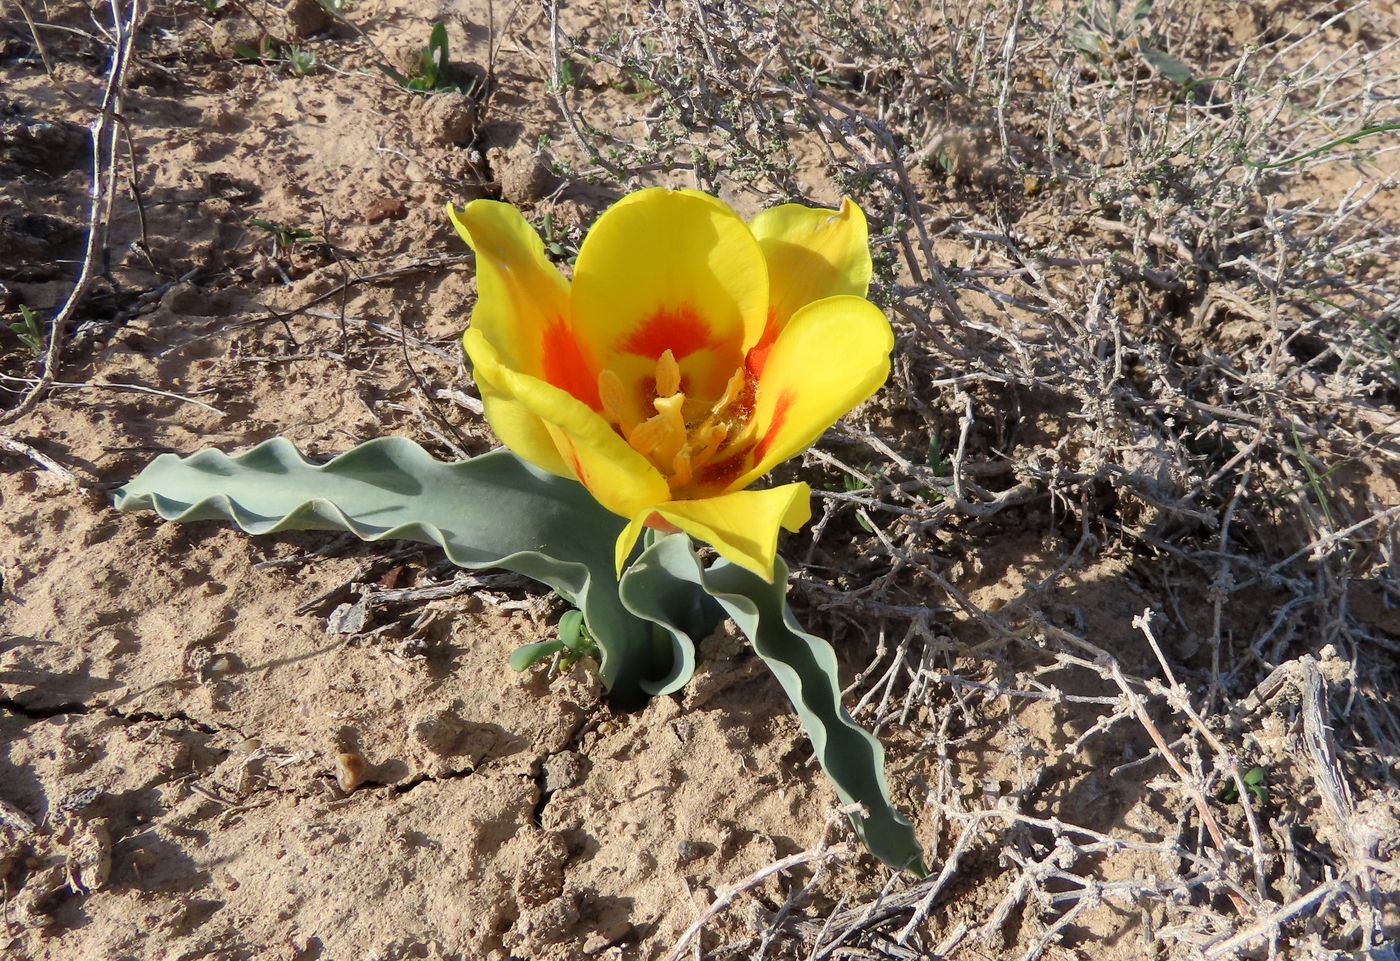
[[335, 752, 368, 793], [676, 839, 706, 864]]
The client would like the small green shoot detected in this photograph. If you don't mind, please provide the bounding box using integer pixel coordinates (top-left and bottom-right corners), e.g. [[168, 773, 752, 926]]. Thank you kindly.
[[316, 0, 347, 14], [1220, 766, 1268, 806], [509, 609, 599, 672], [234, 35, 280, 64], [284, 45, 317, 77], [927, 432, 951, 476], [1068, 0, 1192, 85], [539, 211, 577, 264], [1290, 425, 1337, 531], [839, 464, 885, 533], [552, 56, 577, 91], [248, 217, 320, 261], [409, 21, 450, 91], [8, 304, 45, 355], [377, 22, 476, 95]]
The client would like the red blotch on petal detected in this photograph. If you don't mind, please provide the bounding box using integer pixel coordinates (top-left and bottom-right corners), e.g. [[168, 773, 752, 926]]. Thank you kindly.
[[751, 391, 793, 465], [744, 307, 780, 379], [542, 319, 601, 410], [694, 449, 749, 492], [620, 304, 712, 360]]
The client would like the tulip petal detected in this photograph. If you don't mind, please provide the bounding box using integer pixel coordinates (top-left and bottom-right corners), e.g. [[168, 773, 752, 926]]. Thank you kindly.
[[448, 201, 601, 409], [571, 188, 769, 423], [733, 295, 893, 490], [466, 329, 670, 520], [468, 363, 572, 479], [748, 197, 872, 339], [616, 482, 812, 582]]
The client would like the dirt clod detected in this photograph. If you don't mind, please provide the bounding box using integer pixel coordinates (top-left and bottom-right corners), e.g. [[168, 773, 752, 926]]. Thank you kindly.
[[282, 0, 331, 41], [418, 91, 477, 146]]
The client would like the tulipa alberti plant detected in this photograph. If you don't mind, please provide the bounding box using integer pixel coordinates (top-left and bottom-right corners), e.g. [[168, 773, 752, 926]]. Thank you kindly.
[[115, 188, 925, 874]]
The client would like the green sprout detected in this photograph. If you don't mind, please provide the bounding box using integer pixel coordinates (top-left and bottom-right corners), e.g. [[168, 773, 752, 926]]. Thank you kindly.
[[8, 304, 45, 355], [248, 217, 320, 256], [509, 609, 600, 672], [378, 22, 476, 95], [1068, 0, 1192, 85], [284, 45, 317, 77], [1220, 766, 1269, 806], [1290, 425, 1339, 531], [552, 56, 577, 91], [839, 464, 886, 533], [538, 211, 577, 264], [927, 432, 951, 475]]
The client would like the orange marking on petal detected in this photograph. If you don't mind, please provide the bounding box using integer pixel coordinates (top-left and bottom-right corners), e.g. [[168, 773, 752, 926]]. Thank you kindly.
[[542, 319, 601, 410], [744, 307, 780, 379], [620, 304, 712, 360], [751, 390, 793, 465], [562, 440, 590, 488], [643, 511, 681, 533]]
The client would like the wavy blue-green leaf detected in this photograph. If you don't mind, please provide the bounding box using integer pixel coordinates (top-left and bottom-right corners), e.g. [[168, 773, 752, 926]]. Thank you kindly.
[[618, 532, 725, 696], [112, 437, 675, 707], [619, 533, 926, 875]]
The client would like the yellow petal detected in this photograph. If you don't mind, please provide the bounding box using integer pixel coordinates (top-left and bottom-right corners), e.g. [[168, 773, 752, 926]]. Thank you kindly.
[[466, 329, 670, 519], [733, 295, 893, 490], [470, 362, 571, 478], [748, 197, 872, 333], [617, 483, 812, 581], [448, 201, 601, 409], [571, 188, 769, 423]]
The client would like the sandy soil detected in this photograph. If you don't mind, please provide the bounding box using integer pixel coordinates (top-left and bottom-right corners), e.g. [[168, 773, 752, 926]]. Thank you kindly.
[[3, 0, 1398, 959]]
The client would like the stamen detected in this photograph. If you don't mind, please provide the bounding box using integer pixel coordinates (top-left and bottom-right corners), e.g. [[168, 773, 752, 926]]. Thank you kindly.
[[598, 369, 630, 426], [652, 393, 688, 464], [629, 416, 668, 456], [655, 349, 681, 398]]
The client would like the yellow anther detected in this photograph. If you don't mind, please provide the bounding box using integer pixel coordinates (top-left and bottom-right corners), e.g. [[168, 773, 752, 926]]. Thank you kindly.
[[629, 416, 668, 456], [655, 349, 681, 398], [598, 369, 629, 425]]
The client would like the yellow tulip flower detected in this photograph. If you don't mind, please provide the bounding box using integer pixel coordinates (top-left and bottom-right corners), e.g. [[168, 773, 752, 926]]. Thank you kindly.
[[448, 188, 893, 582]]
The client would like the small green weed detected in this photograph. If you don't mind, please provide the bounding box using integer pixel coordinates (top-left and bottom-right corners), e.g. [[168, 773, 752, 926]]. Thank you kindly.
[[927, 432, 951, 476], [509, 609, 600, 672], [1069, 0, 1191, 85], [1220, 766, 1268, 806], [284, 45, 317, 77], [1290, 425, 1338, 531], [839, 465, 886, 533], [552, 56, 577, 92], [538, 211, 578, 264], [8, 304, 45, 355], [379, 22, 476, 95], [249, 217, 320, 257]]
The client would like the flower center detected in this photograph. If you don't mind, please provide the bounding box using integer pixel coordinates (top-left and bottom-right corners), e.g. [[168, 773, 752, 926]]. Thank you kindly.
[[597, 349, 754, 494]]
